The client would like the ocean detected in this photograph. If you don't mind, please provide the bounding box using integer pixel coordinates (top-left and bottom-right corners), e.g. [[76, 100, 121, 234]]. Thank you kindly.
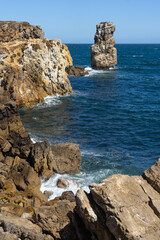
[[19, 44, 160, 199]]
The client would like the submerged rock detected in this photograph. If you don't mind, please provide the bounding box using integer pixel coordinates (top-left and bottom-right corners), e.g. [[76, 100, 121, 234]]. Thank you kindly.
[[0, 21, 73, 108], [91, 22, 117, 70]]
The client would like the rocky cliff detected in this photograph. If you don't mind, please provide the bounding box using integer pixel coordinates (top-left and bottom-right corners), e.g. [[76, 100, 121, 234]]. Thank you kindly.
[[0, 97, 160, 240], [91, 22, 117, 70], [0, 97, 81, 239], [0, 21, 73, 108]]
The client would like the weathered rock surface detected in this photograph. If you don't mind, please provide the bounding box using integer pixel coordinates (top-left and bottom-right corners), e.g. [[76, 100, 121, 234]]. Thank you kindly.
[[0, 96, 82, 239], [0, 21, 73, 108], [91, 22, 117, 69], [29, 141, 54, 179], [52, 142, 81, 174], [0, 214, 44, 240], [33, 199, 76, 239], [0, 21, 44, 42], [66, 65, 88, 76], [72, 159, 160, 240]]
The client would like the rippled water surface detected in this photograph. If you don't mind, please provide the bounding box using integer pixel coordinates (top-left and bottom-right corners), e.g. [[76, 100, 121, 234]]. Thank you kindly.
[[19, 44, 160, 197]]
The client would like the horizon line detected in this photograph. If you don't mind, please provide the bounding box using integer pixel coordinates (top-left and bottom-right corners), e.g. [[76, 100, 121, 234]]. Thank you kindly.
[[65, 42, 160, 45]]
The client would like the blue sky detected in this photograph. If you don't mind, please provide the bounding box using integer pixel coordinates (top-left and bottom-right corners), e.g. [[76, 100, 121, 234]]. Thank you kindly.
[[1, 0, 160, 43]]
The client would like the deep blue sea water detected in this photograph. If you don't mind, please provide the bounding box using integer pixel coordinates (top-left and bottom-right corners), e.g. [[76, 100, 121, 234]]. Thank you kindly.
[[19, 44, 160, 198]]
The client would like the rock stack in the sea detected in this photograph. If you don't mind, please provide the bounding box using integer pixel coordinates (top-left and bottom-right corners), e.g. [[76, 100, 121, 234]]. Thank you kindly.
[[0, 21, 73, 108], [91, 22, 117, 69]]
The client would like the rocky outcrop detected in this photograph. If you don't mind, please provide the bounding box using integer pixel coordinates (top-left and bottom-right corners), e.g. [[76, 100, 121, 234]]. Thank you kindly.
[[0, 96, 82, 239], [91, 22, 117, 70], [0, 97, 160, 240], [0, 21, 73, 108], [72, 159, 160, 240], [66, 66, 88, 76]]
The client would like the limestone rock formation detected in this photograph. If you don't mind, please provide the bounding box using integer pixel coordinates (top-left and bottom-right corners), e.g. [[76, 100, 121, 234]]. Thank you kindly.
[[91, 22, 117, 69], [0, 21, 73, 108], [72, 159, 160, 240]]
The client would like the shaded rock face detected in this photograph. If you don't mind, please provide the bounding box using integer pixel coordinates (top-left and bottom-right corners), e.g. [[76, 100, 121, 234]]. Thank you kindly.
[[91, 22, 117, 70], [0, 21, 73, 108]]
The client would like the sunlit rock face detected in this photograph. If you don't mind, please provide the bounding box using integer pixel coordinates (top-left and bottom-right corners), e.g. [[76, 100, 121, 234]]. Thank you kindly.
[[91, 22, 117, 70], [0, 21, 73, 108]]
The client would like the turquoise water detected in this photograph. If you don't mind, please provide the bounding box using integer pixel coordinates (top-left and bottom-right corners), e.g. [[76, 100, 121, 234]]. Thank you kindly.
[[20, 44, 160, 197]]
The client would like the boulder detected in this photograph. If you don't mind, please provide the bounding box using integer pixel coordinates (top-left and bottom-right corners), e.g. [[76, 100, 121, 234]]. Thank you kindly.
[[52, 142, 81, 174], [57, 178, 79, 189], [91, 22, 117, 69]]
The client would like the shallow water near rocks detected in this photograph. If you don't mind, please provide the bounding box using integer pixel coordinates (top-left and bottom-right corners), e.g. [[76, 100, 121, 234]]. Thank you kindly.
[[19, 44, 160, 199]]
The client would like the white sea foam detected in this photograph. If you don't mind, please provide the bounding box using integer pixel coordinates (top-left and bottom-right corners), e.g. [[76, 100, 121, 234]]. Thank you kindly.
[[31, 93, 71, 109], [132, 55, 144, 58], [85, 66, 92, 72], [40, 173, 81, 200], [86, 66, 118, 76], [31, 135, 43, 143], [40, 167, 115, 200]]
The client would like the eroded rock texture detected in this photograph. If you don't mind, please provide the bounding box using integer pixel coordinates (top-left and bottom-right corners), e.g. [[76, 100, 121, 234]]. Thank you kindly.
[[73, 160, 160, 240], [0, 97, 81, 239], [0, 21, 73, 108], [91, 22, 117, 69]]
